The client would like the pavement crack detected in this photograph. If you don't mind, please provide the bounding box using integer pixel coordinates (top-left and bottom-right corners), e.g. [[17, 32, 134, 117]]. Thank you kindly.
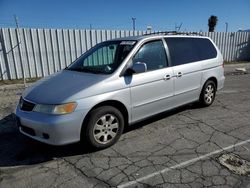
[[62, 157, 111, 187]]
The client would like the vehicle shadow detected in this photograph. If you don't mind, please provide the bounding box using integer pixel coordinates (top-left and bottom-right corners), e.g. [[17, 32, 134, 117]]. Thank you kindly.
[[0, 114, 95, 167], [0, 103, 201, 167], [124, 103, 200, 133]]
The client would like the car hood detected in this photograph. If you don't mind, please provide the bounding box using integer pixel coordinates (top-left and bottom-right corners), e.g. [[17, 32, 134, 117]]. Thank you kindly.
[[23, 70, 109, 104]]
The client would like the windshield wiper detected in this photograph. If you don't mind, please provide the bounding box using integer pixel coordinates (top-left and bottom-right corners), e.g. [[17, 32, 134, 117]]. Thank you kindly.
[[66, 67, 104, 74]]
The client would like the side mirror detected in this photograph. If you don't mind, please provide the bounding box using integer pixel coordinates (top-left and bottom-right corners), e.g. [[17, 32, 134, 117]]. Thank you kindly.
[[131, 62, 147, 74]]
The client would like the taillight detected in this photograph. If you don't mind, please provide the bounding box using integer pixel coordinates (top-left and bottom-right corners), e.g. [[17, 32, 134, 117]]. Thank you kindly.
[[222, 62, 224, 68]]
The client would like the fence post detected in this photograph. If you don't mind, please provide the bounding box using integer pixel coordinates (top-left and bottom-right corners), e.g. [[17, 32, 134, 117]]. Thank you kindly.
[[0, 29, 11, 80]]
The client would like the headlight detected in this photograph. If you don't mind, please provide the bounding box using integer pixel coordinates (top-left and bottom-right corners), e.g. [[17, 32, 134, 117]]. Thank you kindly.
[[33, 102, 77, 115]]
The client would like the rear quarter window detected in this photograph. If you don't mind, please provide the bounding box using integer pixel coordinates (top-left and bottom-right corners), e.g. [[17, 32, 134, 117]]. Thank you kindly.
[[165, 37, 217, 66], [194, 38, 217, 60]]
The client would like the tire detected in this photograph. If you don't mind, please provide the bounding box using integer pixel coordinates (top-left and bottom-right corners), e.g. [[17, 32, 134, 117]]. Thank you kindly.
[[199, 80, 216, 107], [83, 106, 124, 149]]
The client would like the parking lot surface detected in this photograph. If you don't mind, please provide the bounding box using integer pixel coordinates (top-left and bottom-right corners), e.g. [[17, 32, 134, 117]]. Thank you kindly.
[[0, 73, 250, 188]]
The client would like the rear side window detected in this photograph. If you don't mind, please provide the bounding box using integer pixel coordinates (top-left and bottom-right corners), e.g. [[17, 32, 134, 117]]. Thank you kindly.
[[165, 37, 217, 66]]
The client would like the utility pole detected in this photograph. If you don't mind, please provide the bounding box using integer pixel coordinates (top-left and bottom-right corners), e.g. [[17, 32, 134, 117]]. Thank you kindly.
[[225, 22, 228, 32], [132, 17, 136, 31], [14, 15, 19, 28], [14, 15, 26, 87]]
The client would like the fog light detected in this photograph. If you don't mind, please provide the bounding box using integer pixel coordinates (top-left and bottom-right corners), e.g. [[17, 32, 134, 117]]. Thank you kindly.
[[42, 133, 49, 139]]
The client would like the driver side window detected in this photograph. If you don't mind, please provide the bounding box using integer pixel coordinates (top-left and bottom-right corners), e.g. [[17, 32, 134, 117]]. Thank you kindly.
[[132, 40, 168, 71]]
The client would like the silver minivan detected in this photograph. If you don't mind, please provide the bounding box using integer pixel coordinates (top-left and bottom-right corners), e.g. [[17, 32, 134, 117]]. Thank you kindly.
[[15, 33, 225, 149]]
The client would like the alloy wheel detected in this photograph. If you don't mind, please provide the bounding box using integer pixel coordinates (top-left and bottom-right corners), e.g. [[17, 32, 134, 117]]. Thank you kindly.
[[93, 114, 119, 144], [204, 84, 215, 104]]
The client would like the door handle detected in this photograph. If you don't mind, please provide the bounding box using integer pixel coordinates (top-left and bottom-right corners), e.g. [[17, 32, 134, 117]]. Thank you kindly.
[[163, 74, 171, 81], [176, 72, 182, 78]]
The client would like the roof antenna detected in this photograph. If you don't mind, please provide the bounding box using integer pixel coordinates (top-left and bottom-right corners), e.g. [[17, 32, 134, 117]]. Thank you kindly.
[[175, 22, 183, 32]]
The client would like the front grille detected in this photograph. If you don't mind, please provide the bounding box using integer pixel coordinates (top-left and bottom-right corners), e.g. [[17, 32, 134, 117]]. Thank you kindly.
[[20, 97, 35, 111]]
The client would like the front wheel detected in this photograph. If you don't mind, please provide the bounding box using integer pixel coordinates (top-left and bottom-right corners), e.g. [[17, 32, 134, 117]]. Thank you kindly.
[[83, 106, 124, 149], [199, 80, 216, 107]]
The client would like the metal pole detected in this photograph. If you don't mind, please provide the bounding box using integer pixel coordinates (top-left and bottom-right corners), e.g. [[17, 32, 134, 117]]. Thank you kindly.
[[225, 22, 228, 32], [132, 17, 136, 31], [14, 15, 26, 87]]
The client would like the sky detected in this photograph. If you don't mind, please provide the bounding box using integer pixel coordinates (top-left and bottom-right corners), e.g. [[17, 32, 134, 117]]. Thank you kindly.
[[0, 0, 249, 32]]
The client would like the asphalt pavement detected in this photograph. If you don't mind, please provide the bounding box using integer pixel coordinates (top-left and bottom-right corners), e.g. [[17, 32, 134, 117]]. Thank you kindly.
[[0, 65, 250, 188]]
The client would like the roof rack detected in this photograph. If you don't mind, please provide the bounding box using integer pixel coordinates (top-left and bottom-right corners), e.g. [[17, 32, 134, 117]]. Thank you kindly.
[[143, 31, 203, 36]]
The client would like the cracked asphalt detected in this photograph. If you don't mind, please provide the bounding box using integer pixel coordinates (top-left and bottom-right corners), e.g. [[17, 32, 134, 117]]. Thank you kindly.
[[1, 73, 250, 188]]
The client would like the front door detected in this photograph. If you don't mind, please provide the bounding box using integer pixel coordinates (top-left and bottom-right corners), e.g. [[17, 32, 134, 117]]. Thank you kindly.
[[128, 40, 175, 122]]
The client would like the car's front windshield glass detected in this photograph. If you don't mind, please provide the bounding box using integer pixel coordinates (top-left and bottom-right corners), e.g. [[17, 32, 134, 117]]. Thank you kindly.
[[67, 40, 136, 74]]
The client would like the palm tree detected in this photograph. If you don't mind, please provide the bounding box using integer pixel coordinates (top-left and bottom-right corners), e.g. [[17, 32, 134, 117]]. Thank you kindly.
[[208, 15, 218, 32]]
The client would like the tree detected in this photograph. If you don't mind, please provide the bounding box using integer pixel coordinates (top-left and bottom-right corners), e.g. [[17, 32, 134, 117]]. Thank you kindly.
[[208, 15, 218, 32]]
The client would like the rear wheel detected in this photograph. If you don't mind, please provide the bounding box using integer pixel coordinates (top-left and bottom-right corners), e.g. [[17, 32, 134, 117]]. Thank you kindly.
[[83, 106, 124, 149], [199, 80, 216, 107]]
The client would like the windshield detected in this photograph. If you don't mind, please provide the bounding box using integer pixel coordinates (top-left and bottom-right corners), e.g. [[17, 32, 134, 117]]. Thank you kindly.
[[67, 40, 136, 74]]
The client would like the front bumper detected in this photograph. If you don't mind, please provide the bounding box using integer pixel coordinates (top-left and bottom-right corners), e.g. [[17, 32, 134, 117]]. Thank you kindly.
[[15, 106, 87, 146]]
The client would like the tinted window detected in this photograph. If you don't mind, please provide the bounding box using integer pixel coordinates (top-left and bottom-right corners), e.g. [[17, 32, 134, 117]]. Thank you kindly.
[[194, 38, 217, 60], [133, 40, 168, 71], [165, 38, 217, 66]]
